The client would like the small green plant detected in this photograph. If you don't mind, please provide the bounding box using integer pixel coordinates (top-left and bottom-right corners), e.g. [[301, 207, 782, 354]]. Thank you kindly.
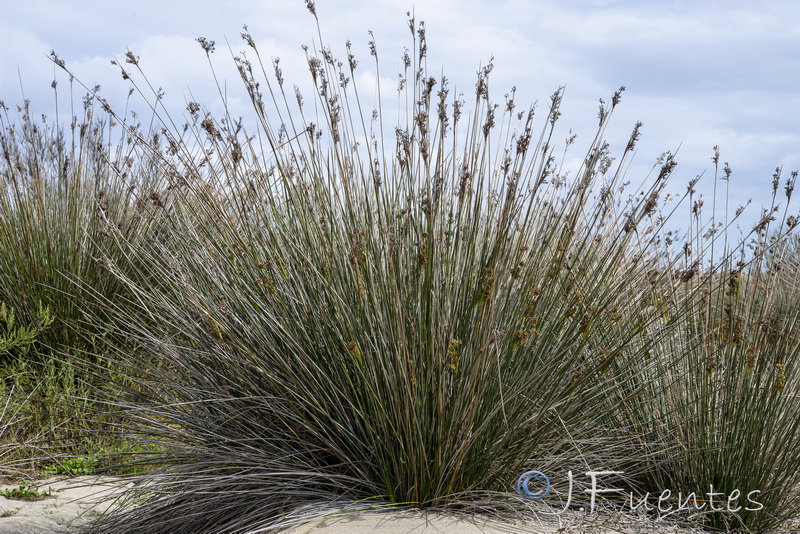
[[43, 455, 97, 477], [0, 482, 50, 500], [0, 301, 53, 356], [43, 501, 62, 514]]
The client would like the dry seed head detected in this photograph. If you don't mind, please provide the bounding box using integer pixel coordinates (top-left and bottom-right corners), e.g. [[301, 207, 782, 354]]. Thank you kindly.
[[257, 276, 278, 297], [304, 0, 317, 17], [273, 58, 284, 87], [446, 339, 461, 371], [437, 77, 450, 126], [417, 21, 427, 59], [549, 88, 564, 124], [685, 178, 699, 197], [348, 231, 366, 267], [328, 95, 341, 143], [345, 41, 358, 71], [49, 50, 66, 69], [753, 207, 778, 235], [321, 47, 335, 66], [241, 26, 255, 48], [747, 346, 758, 371], [727, 271, 740, 296], [453, 96, 463, 124], [772, 167, 781, 195], [513, 330, 529, 347], [407, 359, 417, 386], [372, 158, 382, 189], [510, 261, 525, 280], [774, 364, 787, 392], [368, 31, 377, 58], [201, 118, 221, 140], [571, 365, 588, 387], [505, 87, 516, 113], [731, 315, 745, 345], [723, 162, 732, 181], [482, 103, 498, 138], [692, 199, 703, 217], [125, 50, 140, 65], [579, 313, 592, 333], [203, 315, 224, 341], [402, 48, 411, 70], [626, 122, 643, 152], [657, 153, 677, 182], [96, 256, 114, 271], [597, 98, 608, 126], [516, 125, 532, 154], [611, 86, 625, 107], [345, 341, 361, 364], [406, 316, 417, 342], [475, 59, 494, 100], [96, 191, 109, 214], [643, 191, 659, 217], [416, 241, 427, 265], [481, 269, 496, 299]]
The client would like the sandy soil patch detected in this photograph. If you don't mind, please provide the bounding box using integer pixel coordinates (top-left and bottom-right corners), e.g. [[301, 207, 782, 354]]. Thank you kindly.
[[0, 476, 127, 533], [281, 507, 715, 534], [0, 476, 783, 534]]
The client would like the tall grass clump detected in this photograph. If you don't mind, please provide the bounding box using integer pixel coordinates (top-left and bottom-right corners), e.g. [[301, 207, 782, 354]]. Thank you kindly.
[[607, 163, 800, 533], [61, 9, 736, 534], [0, 91, 167, 460]]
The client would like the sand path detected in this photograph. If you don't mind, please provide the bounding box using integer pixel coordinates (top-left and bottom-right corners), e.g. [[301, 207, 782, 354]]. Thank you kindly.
[[0, 476, 723, 533]]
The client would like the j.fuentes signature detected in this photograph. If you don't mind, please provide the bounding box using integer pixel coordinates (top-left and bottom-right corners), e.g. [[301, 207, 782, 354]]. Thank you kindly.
[[517, 470, 763, 518]]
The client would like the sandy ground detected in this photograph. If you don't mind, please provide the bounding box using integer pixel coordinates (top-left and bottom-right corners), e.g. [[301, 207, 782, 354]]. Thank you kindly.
[[281, 508, 713, 534], [0, 476, 127, 533], [0, 476, 757, 534]]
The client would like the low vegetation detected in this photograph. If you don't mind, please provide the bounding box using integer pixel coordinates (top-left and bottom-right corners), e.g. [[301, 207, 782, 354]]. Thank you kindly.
[[0, 91, 167, 464], [0, 483, 50, 501]]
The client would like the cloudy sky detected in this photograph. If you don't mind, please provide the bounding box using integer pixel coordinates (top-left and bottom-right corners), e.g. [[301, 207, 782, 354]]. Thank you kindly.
[[2, 0, 798, 238]]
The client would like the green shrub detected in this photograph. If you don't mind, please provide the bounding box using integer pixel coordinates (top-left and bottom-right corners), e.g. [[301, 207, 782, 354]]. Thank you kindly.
[[0, 301, 53, 356]]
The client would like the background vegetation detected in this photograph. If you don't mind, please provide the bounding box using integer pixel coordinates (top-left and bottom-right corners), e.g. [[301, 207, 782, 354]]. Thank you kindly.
[[0, 92, 166, 463]]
